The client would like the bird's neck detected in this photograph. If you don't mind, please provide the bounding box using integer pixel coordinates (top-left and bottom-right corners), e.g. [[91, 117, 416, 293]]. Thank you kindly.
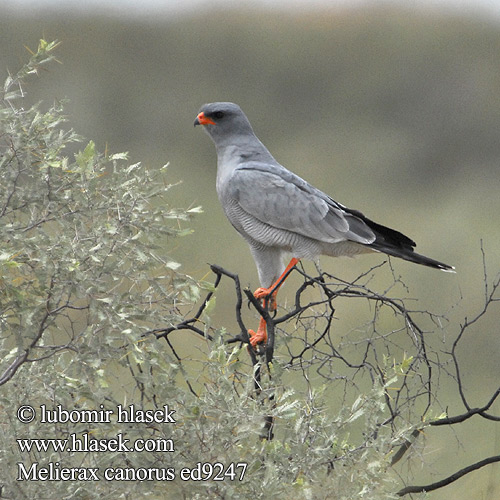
[[214, 134, 275, 164], [215, 137, 276, 199]]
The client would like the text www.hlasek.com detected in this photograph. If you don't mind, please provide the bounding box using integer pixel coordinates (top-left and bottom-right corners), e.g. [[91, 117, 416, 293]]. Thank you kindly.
[[17, 433, 172, 454]]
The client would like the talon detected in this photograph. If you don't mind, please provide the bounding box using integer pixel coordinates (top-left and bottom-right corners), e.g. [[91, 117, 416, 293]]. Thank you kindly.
[[253, 287, 278, 311], [253, 287, 268, 299], [253, 287, 277, 311]]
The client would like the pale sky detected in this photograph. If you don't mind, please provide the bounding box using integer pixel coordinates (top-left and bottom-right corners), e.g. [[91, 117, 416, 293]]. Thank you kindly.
[[2, 0, 500, 18]]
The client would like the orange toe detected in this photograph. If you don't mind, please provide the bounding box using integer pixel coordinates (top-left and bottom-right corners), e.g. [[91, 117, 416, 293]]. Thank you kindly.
[[253, 287, 270, 299], [248, 329, 266, 348], [248, 317, 267, 347], [253, 287, 277, 311]]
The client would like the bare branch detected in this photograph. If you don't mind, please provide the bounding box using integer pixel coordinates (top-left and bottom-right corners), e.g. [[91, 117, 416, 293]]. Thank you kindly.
[[396, 455, 500, 496]]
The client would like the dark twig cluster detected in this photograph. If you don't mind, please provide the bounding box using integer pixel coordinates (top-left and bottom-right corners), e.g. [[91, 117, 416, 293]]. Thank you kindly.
[[145, 258, 500, 496]]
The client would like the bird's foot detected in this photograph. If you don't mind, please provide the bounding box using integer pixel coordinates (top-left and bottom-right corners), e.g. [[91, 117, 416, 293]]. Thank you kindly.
[[252, 258, 300, 312], [248, 317, 267, 348], [253, 287, 277, 311], [248, 329, 266, 348]]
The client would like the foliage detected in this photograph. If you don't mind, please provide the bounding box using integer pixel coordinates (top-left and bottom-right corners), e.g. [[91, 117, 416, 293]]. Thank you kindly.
[[0, 39, 196, 497], [0, 39, 197, 381]]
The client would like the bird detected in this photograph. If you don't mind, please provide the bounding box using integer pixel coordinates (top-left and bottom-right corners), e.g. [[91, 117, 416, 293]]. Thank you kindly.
[[194, 102, 454, 348]]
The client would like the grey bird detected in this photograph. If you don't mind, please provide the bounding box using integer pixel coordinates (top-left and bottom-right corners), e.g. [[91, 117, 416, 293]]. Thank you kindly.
[[194, 102, 454, 347]]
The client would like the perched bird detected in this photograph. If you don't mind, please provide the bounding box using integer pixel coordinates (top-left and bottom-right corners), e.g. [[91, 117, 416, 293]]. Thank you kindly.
[[194, 102, 454, 347]]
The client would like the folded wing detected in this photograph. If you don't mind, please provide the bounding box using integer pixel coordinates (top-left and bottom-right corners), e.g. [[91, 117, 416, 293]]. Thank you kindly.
[[228, 162, 377, 246]]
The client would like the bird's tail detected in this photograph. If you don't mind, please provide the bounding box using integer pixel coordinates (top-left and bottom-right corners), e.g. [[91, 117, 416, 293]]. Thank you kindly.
[[371, 243, 455, 272], [337, 203, 455, 272], [353, 211, 455, 272]]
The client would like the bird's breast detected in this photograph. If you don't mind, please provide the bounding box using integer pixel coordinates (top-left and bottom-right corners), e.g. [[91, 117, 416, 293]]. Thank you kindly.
[[219, 198, 322, 260]]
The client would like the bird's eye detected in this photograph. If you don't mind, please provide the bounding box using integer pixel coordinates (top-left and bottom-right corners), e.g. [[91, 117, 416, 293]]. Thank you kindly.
[[214, 111, 224, 119]]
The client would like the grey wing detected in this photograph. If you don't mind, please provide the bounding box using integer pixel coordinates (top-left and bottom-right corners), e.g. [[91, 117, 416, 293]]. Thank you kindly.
[[227, 163, 376, 245]]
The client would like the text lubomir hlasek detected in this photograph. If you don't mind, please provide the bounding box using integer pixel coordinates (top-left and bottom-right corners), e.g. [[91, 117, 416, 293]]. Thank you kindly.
[[38, 404, 176, 424]]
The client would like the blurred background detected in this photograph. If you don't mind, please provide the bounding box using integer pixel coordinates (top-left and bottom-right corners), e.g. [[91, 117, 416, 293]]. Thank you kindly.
[[1, 0, 499, 497]]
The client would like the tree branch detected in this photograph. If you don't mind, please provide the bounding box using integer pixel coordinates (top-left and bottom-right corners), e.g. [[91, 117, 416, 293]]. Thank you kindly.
[[396, 455, 500, 496]]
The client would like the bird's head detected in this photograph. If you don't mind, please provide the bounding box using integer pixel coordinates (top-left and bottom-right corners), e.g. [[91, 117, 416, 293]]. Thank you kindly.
[[194, 102, 255, 145]]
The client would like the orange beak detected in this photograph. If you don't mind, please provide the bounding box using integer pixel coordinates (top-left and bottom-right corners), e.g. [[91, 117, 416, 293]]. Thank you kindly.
[[194, 112, 216, 126]]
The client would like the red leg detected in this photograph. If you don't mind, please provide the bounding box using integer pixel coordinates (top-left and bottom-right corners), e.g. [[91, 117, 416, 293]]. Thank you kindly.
[[253, 258, 300, 307], [248, 258, 300, 348]]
